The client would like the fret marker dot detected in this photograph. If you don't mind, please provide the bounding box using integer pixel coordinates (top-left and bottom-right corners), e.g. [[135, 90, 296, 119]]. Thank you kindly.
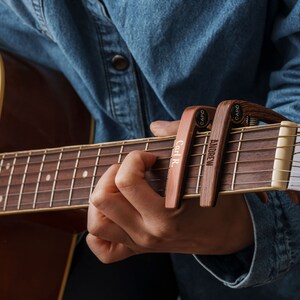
[[0, 195, 2, 203], [82, 170, 88, 178], [46, 174, 51, 181], [5, 163, 10, 170]]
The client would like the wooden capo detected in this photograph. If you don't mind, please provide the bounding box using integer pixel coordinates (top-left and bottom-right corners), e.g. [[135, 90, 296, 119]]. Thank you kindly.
[[165, 106, 216, 208], [200, 100, 288, 207]]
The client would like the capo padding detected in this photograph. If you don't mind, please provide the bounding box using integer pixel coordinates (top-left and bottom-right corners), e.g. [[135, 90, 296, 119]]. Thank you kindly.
[[200, 100, 287, 207], [165, 106, 216, 208]]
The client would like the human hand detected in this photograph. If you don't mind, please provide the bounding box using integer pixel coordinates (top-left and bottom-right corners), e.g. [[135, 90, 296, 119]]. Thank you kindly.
[[86, 121, 254, 263]]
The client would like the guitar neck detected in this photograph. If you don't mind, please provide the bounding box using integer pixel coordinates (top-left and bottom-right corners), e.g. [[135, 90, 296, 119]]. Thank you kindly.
[[0, 121, 299, 215]]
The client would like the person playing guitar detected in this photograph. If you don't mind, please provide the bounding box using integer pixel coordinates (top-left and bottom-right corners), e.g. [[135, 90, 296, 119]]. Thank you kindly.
[[1, 1, 300, 300]]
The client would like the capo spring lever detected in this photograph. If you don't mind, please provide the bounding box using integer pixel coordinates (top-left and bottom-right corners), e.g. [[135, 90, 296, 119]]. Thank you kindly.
[[200, 100, 288, 207]]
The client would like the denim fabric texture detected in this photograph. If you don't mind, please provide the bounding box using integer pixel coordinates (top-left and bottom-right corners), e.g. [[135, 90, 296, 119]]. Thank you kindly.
[[1, 0, 300, 298]]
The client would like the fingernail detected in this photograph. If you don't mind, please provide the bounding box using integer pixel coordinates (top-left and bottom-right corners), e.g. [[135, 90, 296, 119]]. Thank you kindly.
[[150, 121, 169, 130]]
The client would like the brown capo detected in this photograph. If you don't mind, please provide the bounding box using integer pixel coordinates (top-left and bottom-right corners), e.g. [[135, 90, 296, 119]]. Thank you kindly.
[[165, 106, 216, 208], [200, 100, 288, 207]]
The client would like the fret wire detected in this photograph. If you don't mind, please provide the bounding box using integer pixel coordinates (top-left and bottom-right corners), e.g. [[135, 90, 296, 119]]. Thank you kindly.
[[17, 152, 31, 209], [0, 154, 5, 208], [49, 151, 63, 207], [196, 133, 208, 194], [118, 141, 125, 164], [33, 151, 46, 208], [145, 139, 150, 151], [90, 147, 102, 196], [68, 148, 81, 206], [231, 128, 244, 191], [3, 154, 17, 211], [0, 154, 4, 172]]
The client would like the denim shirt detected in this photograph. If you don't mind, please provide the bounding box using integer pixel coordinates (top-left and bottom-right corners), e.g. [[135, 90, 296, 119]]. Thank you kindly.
[[1, 0, 300, 295]]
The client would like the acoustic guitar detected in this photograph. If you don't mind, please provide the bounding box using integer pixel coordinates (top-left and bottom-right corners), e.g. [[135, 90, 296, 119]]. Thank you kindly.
[[0, 51, 92, 300], [0, 51, 299, 299]]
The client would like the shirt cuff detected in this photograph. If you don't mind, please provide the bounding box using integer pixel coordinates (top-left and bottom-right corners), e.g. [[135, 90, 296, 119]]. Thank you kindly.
[[194, 191, 300, 288]]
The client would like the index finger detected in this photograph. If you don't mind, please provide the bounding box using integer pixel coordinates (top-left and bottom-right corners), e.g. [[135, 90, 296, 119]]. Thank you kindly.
[[115, 150, 166, 216]]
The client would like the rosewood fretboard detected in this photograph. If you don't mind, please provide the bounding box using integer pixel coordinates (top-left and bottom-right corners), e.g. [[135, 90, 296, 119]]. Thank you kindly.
[[0, 122, 299, 214]]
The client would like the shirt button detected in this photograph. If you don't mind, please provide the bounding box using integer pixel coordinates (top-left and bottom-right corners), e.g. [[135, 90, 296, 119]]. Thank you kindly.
[[111, 55, 129, 71]]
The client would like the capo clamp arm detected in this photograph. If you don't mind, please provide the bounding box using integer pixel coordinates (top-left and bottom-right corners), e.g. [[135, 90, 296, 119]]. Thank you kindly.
[[165, 106, 216, 208]]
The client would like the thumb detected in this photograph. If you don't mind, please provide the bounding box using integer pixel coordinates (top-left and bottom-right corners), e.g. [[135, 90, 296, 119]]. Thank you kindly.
[[150, 120, 180, 137]]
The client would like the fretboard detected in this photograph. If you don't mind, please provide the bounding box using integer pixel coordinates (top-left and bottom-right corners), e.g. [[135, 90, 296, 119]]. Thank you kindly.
[[0, 122, 299, 215]]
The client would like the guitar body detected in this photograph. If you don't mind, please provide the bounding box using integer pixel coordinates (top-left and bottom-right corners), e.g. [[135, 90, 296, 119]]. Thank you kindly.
[[0, 51, 91, 299]]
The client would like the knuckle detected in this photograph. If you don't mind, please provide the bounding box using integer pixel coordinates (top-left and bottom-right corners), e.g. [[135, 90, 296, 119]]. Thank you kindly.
[[138, 234, 159, 249], [108, 163, 121, 176], [90, 189, 108, 209], [87, 223, 98, 236], [87, 220, 99, 236], [87, 218, 103, 236], [115, 151, 143, 190], [98, 253, 114, 264], [127, 150, 143, 160], [115, 171, 135, 190]]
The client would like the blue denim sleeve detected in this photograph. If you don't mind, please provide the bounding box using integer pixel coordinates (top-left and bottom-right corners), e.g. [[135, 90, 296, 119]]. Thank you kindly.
[[198, 2, 300, 288], [195, 192, 300, 288], [265, 1, 300, 122]]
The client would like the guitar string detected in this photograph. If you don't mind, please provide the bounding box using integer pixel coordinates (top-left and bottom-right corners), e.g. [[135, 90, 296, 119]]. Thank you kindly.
[[1, 164, 300, 209], [3, 176, 299, 210], [0, 121, 289, 156], [0, 119, 296, 168], [0, 132, 298, 174], [0, 154, 297, 192], [0, 120, 296, 160], [2, 163, 300, 209], [0, 178, 291, 208], [0, 129, 286, 160], [0, 125, 287, 160], [0, 165, 277, 196], [1, 145, 299, 191], [1, 140, 300, 192], [0, 167, 289, 194]]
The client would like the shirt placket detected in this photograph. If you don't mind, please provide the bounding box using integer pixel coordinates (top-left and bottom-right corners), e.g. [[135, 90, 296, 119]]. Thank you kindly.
[[84, 0, 146, 139]]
